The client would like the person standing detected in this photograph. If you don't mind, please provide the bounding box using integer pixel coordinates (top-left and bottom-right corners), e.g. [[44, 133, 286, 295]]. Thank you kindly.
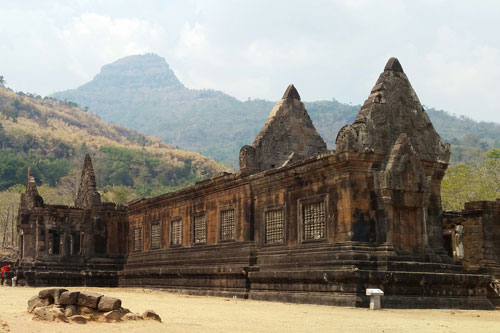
[[1, 265, 11, 285]]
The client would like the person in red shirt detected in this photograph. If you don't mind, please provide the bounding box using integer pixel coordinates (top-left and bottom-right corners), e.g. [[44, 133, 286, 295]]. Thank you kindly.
[[1, 265, 11, 285]]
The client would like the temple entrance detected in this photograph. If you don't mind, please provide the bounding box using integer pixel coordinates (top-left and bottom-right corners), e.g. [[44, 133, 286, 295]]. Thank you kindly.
[[70, 232, 82, 255], [48, 230, 61, 255]]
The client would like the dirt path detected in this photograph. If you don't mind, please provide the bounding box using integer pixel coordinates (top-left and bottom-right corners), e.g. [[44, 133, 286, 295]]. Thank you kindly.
[[0, 286, 499, 332]]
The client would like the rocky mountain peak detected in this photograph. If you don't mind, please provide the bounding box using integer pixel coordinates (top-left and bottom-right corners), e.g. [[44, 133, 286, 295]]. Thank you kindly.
[[87, 53, 184, 90]]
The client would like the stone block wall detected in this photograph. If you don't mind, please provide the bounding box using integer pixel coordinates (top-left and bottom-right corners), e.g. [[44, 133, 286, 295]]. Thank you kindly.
[[127, 175, 252, 253], [443, 200, 500, 273]]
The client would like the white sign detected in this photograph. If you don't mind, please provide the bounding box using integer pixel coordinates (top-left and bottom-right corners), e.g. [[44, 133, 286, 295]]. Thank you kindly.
[[366, 288, 384, 296]]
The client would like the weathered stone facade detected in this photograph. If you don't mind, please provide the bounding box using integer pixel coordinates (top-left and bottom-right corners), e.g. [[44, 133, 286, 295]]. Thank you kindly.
[[17, 154, 127, 286], [14, 58, 500, 309], [443, 200, 500, 304], [443, 201, 500, 271], [239, 84, 327, 175], [335, 58, 452, 259]]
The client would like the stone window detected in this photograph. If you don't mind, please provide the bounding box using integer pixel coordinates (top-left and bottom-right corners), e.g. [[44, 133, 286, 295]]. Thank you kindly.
[[80, 232, 85, 255], [133, 228, 143, 252], [48, 230, 61, 255], [20, 234, 24, 258], [264, 208, 285, 245], [220, 209, 235, 241], [302, 200, 326, 241], [69, 234, 74, 255], [151, 223, 161, 250], [70, 231, 82, 255], [170, 219, 182, 247], [193, 214, 207, 245]]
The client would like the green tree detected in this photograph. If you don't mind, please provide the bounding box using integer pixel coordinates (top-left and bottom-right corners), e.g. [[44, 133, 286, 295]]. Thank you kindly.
[[487, 148, 500, 159], [38, 158, 71, 186], [12, 98, 22, 111], [442, 150, 500, 211], [0, 122, 6, 149], [1, 103, 19, 122], [0, 184, 24, 250], [0, 150, 28, 190], [38, 184, 73, 205], [101, 185, 138, 205]]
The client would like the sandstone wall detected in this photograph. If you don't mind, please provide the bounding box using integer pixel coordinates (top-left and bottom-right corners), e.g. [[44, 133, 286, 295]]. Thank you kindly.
[[444, 200, 500, 273]]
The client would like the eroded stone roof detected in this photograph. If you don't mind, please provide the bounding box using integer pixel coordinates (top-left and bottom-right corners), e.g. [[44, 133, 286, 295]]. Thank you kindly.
[[336, 57, 450, 164], [239, 84, 327, 174]]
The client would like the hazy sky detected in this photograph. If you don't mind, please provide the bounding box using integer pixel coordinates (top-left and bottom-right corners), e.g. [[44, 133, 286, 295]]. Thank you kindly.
[[1, 0, 499, 122]]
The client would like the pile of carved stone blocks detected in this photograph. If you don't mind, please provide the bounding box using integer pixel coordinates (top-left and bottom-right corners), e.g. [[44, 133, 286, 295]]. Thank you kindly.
[[27, 288, 161, 324]]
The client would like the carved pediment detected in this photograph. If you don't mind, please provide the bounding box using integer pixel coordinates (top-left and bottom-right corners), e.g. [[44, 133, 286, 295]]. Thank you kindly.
[[381, 134, 428, 193]]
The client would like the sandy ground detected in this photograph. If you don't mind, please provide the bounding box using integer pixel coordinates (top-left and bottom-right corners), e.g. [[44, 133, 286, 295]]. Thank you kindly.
[[0, 286, 500, 332]]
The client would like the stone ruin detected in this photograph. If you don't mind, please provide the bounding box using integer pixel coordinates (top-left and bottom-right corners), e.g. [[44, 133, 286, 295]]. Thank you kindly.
[[239, 84, 327, 174], [16, 153, 127, 287], [74, 154, 101, 209], [335, 57, 451, 253], [11, 57, 500, 309], [442, 201, 500, 305], [27, 288, 161, 324]]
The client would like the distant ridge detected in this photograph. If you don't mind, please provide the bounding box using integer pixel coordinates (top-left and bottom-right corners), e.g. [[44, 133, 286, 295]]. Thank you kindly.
[[0, 84, 225, 199], [52, 53, 500, 165]]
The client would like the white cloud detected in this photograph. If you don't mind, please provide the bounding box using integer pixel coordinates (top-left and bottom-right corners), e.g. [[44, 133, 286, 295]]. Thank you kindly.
[[418, 26, 500, 121], [177, 23, 206, 51], [57, 13, 165, 80], [0, 7, 168, 95], [0, 1, 499, 122]]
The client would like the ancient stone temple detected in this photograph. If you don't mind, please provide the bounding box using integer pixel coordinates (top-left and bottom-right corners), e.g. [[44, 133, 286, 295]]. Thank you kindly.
[[14, 58, 499, 309], [335, 57, 450, 254], [17, 154, 127, 286], [442, 201, 500, 305]]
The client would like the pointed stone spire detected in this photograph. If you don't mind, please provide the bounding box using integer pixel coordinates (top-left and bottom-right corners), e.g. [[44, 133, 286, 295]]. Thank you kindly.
[[336, 57, 450, 163], [239, 84, 326, 174], [26, 167, 34, 187], [20, 168, 44, 211], [282, 84, 301, 100], [384, 57, 404, 73], [26, 168, 38, 197], [75, 153, 101, 209]]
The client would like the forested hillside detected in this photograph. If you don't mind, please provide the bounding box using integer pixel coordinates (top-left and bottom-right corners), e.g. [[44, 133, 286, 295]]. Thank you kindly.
[[52, 54, 500, 167], [0, 84, 225, 196], [442, 148, 500, 211]]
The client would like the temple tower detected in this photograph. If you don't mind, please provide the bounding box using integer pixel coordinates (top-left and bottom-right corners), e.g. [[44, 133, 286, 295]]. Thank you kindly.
[[20, 168, 44, 212], [75, 153, 101, 209], [239, 84, 327, 174], [336, 57, 450, 255]]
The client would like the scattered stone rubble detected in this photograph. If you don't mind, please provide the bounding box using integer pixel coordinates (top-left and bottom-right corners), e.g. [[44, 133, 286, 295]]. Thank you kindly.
[[0, 320, 10, 333], [27, 288, 161, 324]]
